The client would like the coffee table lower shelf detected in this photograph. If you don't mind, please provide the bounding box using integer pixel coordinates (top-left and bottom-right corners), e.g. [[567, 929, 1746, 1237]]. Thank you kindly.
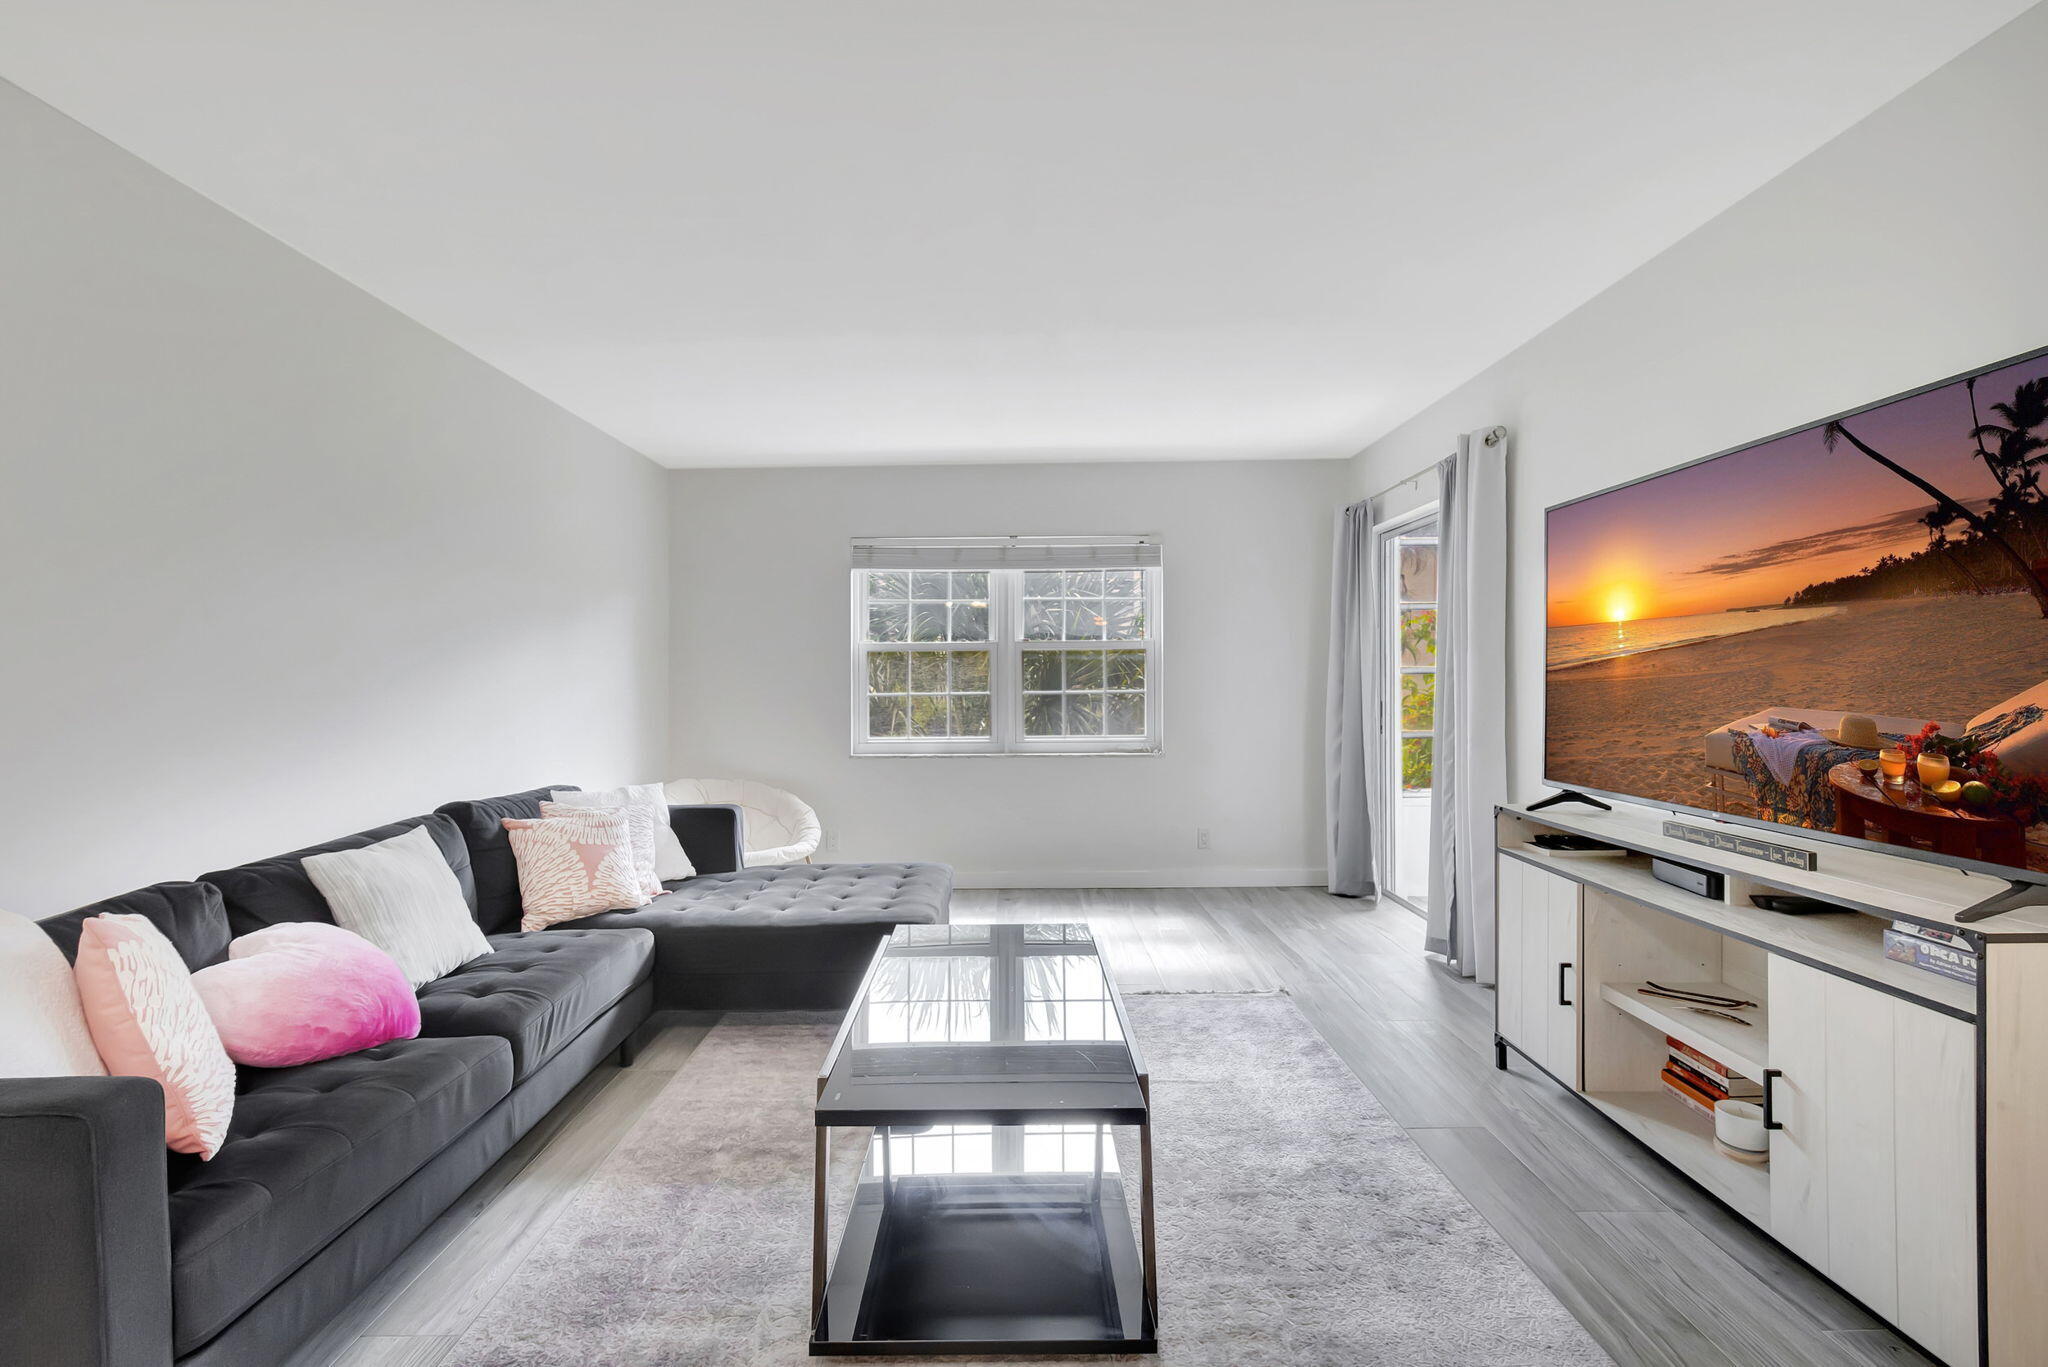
[[812, 1152, 1155, 1356]]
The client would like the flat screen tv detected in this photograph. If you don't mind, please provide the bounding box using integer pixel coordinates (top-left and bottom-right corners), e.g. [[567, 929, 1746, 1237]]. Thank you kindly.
[[1545, 344, 2048, 886]]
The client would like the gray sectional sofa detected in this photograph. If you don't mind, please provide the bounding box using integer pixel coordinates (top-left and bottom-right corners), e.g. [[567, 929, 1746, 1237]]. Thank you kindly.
[[0, 785, 948, 1367]]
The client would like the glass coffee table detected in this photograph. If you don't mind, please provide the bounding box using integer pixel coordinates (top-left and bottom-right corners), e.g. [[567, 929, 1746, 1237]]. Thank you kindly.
[[811, 923, 1157, 1356]]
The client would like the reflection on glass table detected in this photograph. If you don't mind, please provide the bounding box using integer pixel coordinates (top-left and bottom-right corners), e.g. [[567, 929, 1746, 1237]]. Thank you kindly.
[[813, 923, 1155, 1356]]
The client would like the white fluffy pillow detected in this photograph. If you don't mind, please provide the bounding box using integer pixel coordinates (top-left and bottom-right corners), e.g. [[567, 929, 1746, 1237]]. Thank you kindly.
[[304, 825, 492, 988], [551, 784, 694, 882], [0, 910, 107, 1077]]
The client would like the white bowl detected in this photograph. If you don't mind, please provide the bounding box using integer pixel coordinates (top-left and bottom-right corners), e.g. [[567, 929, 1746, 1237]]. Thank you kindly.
[[1715, 1098, 1767, 1153]]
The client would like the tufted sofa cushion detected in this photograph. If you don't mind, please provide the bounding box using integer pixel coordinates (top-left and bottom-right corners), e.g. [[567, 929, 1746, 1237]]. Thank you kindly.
[[164, 1036, 510, 1356], [573, 862, 951, 1009], [38, 880, 232, 972], [630, 862, 948, 927], [414, 928, 653, 1080]]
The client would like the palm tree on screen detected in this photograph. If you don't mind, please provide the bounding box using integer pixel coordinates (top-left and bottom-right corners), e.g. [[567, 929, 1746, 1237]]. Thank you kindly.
[[1972, 376, 2048, 558], [1822, 418, 2048, 617], [1921, 507, 1986, 594], [1973, 377, 2048, 480]]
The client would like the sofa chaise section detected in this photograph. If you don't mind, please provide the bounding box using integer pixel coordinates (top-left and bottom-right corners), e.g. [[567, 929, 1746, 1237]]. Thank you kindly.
[[580, 862, 952, 1008], [434, 788, 954, 1009]]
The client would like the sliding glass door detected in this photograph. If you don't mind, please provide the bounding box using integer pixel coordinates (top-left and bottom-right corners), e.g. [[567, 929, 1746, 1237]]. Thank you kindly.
[[1377, 509, 1438, 913]]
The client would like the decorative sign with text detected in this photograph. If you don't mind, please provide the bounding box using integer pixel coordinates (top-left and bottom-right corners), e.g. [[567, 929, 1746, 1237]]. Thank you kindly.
[[1662, 821, 1819, 872]]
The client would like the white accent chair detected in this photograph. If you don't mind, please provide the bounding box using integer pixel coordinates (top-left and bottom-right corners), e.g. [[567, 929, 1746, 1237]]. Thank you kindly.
[[663, 778, 823, 866]]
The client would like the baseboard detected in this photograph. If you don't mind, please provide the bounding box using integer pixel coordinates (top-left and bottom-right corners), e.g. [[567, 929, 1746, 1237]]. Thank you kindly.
[[952, 867, 1327, 890]]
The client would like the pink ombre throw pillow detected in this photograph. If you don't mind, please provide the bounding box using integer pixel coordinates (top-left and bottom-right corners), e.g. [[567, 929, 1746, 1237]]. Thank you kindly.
[[193, 922, 420, 1068], [73, 913, 237, 1158]]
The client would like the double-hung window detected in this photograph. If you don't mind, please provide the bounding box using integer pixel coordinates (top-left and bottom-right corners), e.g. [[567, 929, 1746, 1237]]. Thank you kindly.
[[851, 536, 1162, 756]]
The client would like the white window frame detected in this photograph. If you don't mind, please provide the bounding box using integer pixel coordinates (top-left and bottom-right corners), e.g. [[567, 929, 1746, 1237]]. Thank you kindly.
[[850, 567, 1164, 757]]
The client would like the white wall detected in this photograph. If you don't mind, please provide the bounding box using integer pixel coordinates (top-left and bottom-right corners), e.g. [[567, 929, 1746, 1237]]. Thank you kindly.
[[0, 81, 670, 914], [1348, 4, 2048, 802], [669, 459, 1345, 885]]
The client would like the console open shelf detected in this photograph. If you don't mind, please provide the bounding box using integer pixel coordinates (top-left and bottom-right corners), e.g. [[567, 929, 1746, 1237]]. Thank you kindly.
[[1598, 980, 1767, 1080]]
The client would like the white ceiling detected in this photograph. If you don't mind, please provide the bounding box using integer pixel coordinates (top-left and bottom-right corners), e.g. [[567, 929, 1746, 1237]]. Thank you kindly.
[[0, 2, 2034, 468]]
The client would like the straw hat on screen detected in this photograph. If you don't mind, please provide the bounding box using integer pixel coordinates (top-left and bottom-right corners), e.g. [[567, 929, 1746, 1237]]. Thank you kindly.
[[1827, 714, 1881, 750]]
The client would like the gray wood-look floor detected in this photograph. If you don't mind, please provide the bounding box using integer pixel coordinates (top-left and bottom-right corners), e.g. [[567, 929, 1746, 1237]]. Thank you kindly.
[[290, 889, 1933, 1367]]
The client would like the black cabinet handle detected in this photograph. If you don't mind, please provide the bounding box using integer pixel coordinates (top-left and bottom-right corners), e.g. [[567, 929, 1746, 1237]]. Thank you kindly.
[[1762, 1069, 1783, 1131], [1557, 962, 1573, 1007]]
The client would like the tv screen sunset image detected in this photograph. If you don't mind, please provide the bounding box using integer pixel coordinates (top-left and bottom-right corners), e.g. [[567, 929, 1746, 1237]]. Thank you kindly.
[[1545, 350, 2048, 868]]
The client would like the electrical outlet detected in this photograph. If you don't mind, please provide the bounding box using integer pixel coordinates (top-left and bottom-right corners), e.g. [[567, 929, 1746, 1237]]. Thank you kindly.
[[1195, 828, 1211, 850], [819, 830, 838, 853]]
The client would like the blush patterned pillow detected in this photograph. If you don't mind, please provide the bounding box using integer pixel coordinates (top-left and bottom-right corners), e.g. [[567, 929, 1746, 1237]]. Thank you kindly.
[[541, 799, 661, 898], [193, 922, 420, 1068], [73, 913, 237, 1158], [550, 783, 693, 882], [503, 808, 650, 931]]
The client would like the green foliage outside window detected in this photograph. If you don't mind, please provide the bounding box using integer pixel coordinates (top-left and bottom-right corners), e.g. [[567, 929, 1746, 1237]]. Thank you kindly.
[[1401, 737, 1434, 792], [1399, 608, 1437, 666], [1400, 674, 1435, 731]]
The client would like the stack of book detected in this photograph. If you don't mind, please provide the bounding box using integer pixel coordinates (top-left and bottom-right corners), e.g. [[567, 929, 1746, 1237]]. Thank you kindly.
[[1883, 921, 1979, 986], [1659, 1036, 1762, 1120]]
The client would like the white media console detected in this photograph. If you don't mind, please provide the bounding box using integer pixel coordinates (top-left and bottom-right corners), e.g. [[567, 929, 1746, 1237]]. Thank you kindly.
[[1495, 798, 2048, 1367]]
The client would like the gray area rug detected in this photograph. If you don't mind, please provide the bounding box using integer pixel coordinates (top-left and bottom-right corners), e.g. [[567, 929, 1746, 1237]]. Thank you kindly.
[[446, 995, 1608, 1365]]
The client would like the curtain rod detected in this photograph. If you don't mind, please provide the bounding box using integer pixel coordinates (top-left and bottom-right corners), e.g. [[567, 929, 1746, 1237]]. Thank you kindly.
[[1372, 425, 1506, 501]]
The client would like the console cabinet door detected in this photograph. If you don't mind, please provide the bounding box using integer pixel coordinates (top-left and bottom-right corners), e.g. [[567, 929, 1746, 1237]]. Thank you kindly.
[[1771, 956, 1978, 1364], [1766, 956, 1898, 1310], [1767, 955, 1831, 1272], [1495, 857, 1579, 1087], [1894, 1001, 1977, 1367], [1820, 973, 1899, 1323]]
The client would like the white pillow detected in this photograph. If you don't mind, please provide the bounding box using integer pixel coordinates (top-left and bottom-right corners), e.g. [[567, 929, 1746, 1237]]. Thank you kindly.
[[0, 910, 107, 1077], [552, 784, 694, 882], [304, 825, 492, 988]]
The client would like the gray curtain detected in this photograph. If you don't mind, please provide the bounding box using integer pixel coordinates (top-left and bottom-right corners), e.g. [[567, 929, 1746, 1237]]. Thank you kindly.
[[1325, 500, 1379, 898], [1426, 428, 1510, 982]]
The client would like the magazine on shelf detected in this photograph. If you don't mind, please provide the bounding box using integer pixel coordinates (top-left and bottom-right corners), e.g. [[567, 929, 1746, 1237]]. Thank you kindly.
[[1882, 928, 1980, 986], [1890, 920, 1973, 951]]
